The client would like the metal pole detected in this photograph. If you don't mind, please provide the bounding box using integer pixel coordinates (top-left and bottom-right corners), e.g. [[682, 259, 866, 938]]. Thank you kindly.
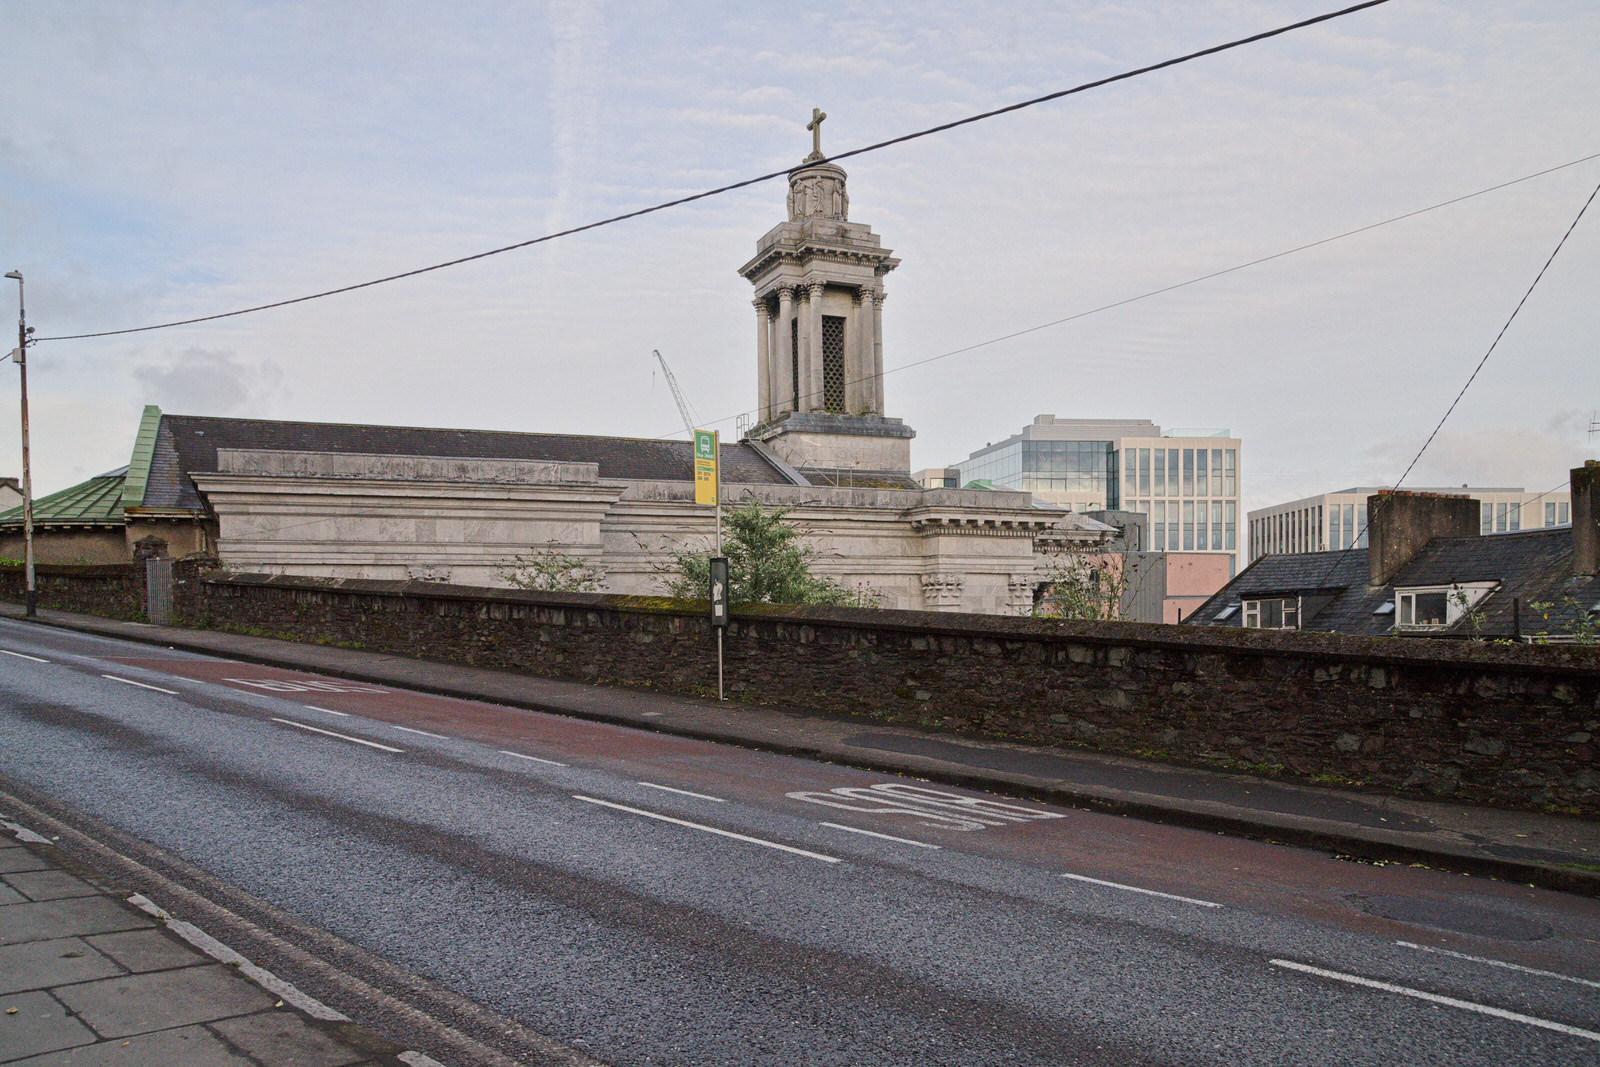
[[5, 271, 33, 618], [715, 430, 723, 701]]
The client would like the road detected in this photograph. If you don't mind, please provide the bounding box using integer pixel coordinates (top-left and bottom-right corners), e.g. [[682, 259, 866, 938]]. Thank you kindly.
[[2, 617, 1598, 1066]]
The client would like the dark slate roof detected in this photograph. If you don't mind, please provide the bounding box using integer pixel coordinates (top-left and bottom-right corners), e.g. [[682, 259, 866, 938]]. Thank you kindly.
[[0, 468, 128, 528], [799, 467, 924, 490], [140, 414, 796, 511], [1189, 526, 1599, 638]]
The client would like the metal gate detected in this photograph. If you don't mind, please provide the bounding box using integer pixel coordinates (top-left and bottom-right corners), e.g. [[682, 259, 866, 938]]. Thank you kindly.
[[145, 558, 173, 625]]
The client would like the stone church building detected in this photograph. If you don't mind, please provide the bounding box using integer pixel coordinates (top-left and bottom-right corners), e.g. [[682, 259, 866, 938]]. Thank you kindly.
[[4, 127, 1116, 614]]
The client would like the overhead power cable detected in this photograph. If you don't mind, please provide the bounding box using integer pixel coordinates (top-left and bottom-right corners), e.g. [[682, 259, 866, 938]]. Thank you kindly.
[[1309, 175, 1600, 587], [37, 0, 1391, 343], [664, 151, 1600, 440]]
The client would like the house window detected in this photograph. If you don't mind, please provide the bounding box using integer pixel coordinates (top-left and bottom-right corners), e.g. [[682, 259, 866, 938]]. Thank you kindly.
[[1242, 597, 1300, 629], [1394, 583, 1497, 629], [1397, 590, 1449, 626]]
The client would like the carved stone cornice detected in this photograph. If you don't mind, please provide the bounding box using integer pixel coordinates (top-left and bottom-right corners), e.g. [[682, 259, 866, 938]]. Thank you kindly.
[[906, 510, 1055, 537]]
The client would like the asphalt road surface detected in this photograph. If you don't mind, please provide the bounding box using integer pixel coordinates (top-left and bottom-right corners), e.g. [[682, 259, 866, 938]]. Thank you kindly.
[[2, 617, 1598, 1066]]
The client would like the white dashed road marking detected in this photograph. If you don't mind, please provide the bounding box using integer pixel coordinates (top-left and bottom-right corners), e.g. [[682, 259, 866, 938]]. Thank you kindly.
[[1, 649, 49, 663], [1270, 958, 1600, 1042], [820, 822, 941, 849], [572, 795, 840, 864], [639, 782, 726, 803], [1062, 873, 1222, 908], [500, 750, 567, 767], [271, 717, 404, 753], [1396, 941, 1600, 991], [101, 674, 178, 695]]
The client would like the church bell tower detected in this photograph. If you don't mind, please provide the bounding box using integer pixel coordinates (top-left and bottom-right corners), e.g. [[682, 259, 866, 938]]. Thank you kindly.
[[738, 109, 914, 475]]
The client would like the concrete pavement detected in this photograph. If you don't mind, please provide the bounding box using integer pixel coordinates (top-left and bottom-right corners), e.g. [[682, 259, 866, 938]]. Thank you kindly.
[[3, 600, 1596, 898], [0, 818, 428, 1067]]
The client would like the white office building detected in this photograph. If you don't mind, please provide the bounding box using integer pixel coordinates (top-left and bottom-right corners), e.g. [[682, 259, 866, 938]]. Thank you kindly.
[[953, 416, 1244, 571], [1248, 487, 1572, 560]]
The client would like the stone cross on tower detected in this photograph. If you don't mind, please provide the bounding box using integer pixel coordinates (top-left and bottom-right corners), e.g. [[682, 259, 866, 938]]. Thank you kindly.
[[805, 108, 827, 162]]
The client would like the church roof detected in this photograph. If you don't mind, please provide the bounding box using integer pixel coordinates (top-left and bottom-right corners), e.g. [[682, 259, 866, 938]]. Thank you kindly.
[[133, 410, 797, 511], [0, 467, 129, 528]]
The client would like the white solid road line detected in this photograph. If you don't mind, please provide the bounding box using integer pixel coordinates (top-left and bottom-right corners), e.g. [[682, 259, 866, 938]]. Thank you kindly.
[[1, 649, 50, 663], [820, 822, 941, 849], [101, 673, 179, 695], [638, 781, 727, 803], [391, 725, 449, 739], [304, 705, 350, 717], [270, 717, 404, 753], [572, 795, 841, 864], [500, 749, 568, 767], [1396, 941, 1600, 991], [1061, 872, 1223, 908], [1270, 958, 1600, 1042], [127, 894, 351, 1022]]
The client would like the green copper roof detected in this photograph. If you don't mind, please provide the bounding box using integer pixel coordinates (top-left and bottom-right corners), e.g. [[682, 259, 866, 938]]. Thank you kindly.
[[0, 467, 129, 527], [122, 404, 162, 509]]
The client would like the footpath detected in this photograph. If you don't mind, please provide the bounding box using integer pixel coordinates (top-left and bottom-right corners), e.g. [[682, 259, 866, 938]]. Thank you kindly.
[[2, 602, 1599, 1064], [0, 821, 429, 1066]]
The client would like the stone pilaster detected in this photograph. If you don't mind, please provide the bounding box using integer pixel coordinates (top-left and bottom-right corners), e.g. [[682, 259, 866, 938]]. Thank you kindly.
[[806, 281, 826, 414], [754, 298, 773, 422], [849, 287, 873, 415], [776, 286, 796, 415], [870, 286, 887, 414]]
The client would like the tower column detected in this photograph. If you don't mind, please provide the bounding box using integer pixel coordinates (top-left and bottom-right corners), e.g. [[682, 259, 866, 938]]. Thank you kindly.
[[754, 298, 772, 421], [871, 287, 887, 414], [776, 285, 796, 414], [848, 287, 873, 414], [806, 281, 825, 414]]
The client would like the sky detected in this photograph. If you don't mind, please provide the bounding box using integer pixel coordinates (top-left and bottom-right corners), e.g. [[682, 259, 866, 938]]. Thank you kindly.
[[2, 0, 1597, 514]]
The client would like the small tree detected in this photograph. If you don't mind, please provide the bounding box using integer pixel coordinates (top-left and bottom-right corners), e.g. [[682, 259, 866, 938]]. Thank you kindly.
[[662, 499, 877, 606], [1034, 548, 1128, 620], [496, 543, 603, 593]]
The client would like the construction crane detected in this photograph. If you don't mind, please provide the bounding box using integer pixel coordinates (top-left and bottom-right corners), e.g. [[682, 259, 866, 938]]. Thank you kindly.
[[652, 349, 702, 438]]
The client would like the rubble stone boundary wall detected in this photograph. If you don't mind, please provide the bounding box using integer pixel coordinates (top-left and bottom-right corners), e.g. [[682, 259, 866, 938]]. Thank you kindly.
[[5, 561, 1597, 816]]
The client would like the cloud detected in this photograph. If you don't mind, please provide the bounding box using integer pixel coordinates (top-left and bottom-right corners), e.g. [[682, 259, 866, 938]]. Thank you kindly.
[[1364, 426, 1595, 492], [131, 347, 283, 415]]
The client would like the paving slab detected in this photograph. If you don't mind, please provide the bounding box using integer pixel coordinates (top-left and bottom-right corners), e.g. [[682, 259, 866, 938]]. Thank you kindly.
[[8, 1023, 252, 1066], [2, 873, 95, 904], [0, 886, 23, 907], [84, 929, 208, 974], [0, 899, 148, 948], [210, 1012, 377, 1067], [52, 965, 278, 1040], [0, 938, 120, 994], [0, 990, 95, 1061], [0, 853, 46, 876]]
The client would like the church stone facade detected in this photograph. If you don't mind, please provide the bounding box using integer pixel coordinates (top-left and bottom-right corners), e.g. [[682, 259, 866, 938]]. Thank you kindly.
[[22, 117, 1117, 614]]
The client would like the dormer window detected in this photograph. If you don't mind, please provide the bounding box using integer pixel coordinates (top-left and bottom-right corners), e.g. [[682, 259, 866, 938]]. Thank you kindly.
[[1393, 582, 1497, 629], [1242, 597, 1300, 629]]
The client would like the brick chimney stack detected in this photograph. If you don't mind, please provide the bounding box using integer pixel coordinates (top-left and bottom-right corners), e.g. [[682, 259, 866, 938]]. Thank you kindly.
[[1367, 490, 1480, 587], [1573, 462, 1600, 576]]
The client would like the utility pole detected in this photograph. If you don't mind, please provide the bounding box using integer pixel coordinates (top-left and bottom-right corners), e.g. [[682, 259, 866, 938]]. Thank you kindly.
[[4, 271, 35, 618]]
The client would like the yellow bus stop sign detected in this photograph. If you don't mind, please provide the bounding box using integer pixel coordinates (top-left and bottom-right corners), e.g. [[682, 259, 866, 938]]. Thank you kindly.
[[694, 429, 718, 506]]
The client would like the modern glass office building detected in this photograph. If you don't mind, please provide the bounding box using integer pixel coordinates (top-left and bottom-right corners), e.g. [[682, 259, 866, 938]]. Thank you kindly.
[[952, 416, 1244, 569]]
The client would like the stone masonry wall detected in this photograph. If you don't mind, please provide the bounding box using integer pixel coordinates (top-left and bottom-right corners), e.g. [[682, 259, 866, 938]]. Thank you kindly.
[[5, 566, 1598, 816], [0, 563, 145, 618]]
